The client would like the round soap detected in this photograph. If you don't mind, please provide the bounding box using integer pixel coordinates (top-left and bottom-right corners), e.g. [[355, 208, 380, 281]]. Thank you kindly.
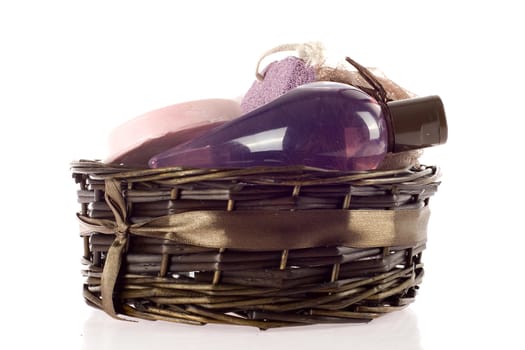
[[105, 99, 241, 167]]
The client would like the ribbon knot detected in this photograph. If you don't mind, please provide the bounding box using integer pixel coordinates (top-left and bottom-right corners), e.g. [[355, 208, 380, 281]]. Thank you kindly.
[[115, 222, 130, 237], [98, 178, 131, 320], [104, 179, 129, 232]]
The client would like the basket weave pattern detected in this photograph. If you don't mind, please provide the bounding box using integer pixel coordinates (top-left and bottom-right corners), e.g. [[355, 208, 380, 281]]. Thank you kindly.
[[72, 160, 439, 328]]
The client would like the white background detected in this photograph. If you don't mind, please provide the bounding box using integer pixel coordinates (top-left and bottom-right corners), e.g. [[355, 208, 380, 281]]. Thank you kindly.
[[1, 1, 524, 349]]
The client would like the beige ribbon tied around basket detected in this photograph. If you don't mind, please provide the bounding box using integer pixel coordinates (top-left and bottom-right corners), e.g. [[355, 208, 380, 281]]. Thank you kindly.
[[78, 178, 430, 319]]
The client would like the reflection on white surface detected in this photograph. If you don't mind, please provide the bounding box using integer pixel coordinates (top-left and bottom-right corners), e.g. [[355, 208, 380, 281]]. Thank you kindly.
[[81, 308, 422, 350]]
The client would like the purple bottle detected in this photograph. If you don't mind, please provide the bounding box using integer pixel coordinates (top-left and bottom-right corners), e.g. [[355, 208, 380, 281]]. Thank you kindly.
[[149, 82, 389, 171]]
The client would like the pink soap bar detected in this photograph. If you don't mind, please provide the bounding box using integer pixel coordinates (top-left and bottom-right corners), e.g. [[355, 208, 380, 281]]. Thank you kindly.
[[105, 99, 241, 167]]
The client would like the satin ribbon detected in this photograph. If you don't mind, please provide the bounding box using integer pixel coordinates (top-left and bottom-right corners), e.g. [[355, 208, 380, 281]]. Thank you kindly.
[[79, 178, 429, 318]]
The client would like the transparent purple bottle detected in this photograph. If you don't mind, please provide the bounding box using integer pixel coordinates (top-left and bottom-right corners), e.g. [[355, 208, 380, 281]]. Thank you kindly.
[[149, 82, 389, 171]]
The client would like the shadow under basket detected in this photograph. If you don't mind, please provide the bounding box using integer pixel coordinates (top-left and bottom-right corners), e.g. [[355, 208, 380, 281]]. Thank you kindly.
[[71, 160, 440, 329]]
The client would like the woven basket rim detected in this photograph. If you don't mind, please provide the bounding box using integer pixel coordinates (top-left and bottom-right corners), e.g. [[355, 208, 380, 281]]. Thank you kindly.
[[71, 159, 439, 185]]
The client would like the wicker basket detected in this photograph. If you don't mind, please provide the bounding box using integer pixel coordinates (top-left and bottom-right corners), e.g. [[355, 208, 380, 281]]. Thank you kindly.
[[72, 160, 440, 328]]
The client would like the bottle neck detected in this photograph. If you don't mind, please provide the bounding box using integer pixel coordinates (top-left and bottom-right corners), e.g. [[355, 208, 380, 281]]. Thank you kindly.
[[387, 95, 448, 152]]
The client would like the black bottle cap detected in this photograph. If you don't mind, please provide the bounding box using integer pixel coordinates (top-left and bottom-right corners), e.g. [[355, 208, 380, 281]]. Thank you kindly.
[[387, 95, 448, 152]]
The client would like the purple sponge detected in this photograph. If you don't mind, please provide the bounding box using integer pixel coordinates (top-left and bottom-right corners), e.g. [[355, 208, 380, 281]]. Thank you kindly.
[[240, 56, 316, 114]]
